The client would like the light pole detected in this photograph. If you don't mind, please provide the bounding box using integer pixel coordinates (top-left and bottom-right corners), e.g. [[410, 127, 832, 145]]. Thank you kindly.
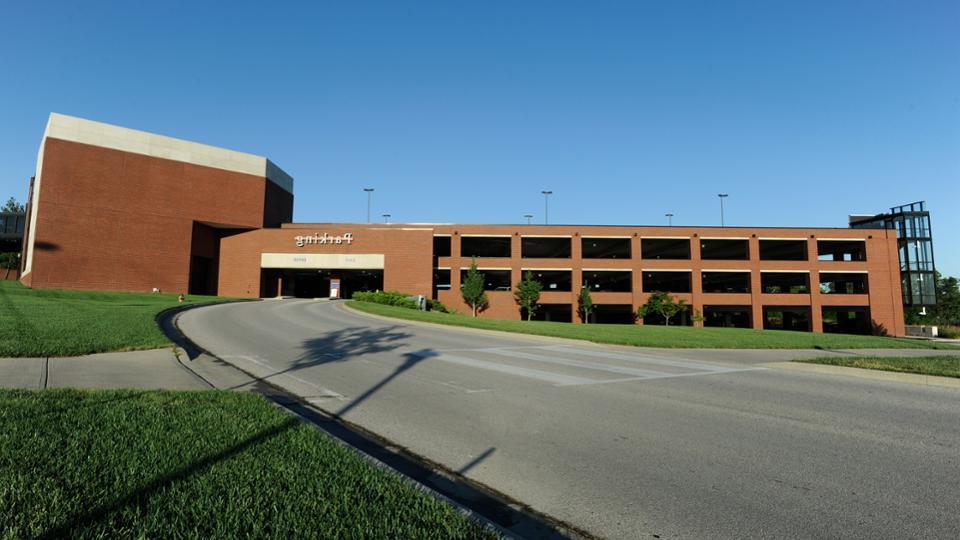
[[718, 193, 728, 227], [524, 214, 533, 225], [541, 191, 553, 225], [665, 213, 674, 226], [382, 213, 391, 224], [363, 188, 375, 223]]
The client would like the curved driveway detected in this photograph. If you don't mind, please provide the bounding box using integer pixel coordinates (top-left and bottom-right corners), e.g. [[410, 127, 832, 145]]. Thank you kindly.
[[178, 299, 960, 539]]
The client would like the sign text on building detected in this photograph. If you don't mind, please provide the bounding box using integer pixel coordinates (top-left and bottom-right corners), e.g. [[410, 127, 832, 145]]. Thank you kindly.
[[295, 232, 353, 247]]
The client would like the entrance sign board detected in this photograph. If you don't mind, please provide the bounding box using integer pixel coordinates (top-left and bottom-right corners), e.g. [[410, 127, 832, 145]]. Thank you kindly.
[[260, 253, 384, 269]]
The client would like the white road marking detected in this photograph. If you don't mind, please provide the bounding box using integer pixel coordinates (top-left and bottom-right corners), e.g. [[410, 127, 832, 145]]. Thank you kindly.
[[410, 351, 598, 386], [481, 348, 673, 379], [541, 345, 757, 373]]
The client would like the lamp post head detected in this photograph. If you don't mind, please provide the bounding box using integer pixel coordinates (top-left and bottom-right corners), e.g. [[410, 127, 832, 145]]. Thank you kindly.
[[542, 190, 552, 195], [364, 188, 375, 193], [718, 193, 728, 198]]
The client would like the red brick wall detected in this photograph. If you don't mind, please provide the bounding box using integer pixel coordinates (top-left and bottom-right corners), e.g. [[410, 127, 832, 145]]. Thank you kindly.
[[22, 138, 291, 294], [226, 223, 904, 335], [218, 226, 433, 299]]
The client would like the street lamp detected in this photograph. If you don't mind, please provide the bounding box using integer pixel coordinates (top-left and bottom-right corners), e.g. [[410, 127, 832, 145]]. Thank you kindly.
[[524, 214, 533, 225], [718, 193, 728, 227], [382, 213, 391, 224], [665, 213, 674, 226], [363, 188, 375, 223], [541, 191, 553, 225]]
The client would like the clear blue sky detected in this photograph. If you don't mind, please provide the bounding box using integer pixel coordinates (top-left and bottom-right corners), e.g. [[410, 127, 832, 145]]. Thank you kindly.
[[1, 1, 957, 275]]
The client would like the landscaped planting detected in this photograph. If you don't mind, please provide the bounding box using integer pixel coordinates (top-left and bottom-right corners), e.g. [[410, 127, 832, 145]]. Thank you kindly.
[[348, 300, 954, 350]]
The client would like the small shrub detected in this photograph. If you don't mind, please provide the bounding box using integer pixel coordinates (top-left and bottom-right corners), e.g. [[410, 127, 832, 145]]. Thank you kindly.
[[428, 299, 449, 313], [352, 290, 418, 310], [938, 325, 960, 339]]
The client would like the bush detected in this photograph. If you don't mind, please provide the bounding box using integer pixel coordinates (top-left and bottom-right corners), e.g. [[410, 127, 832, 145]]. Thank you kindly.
[[351, 290, 418, 310], [938, 325, 960, 339], [427, 299, 450, 313]]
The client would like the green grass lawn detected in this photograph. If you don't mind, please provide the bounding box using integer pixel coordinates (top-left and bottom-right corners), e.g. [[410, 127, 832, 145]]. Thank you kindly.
[[347, 301, 954, 350], [0, 281, 230, 357], [796, 355, 960, 378], [0, 389, 495, 539]]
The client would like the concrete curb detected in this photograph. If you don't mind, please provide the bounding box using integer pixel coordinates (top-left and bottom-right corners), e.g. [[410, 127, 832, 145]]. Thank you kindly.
[[763, 361, 960, 389]]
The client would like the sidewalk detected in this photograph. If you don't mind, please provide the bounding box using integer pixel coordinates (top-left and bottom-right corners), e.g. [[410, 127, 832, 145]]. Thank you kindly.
[[0, 349, 213, 390]]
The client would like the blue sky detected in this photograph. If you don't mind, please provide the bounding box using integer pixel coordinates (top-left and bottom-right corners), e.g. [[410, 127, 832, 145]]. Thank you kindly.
[[1, 1, 957, 275]]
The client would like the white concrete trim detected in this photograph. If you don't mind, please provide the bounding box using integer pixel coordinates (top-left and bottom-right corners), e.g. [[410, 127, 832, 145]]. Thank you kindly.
[[461, 267, 512, 271], [260, 253, 384, 269], [640, 236, 690, 240], [698, 237, 750, 240], [460, 234, 512, 238], [582, 268, 632, 272], [520, 235, 573, 238], [818, 270, 869, 274], [758, 237, 807, 241], [433, 233, 452, 237], [640, 268, 692, 272], [701, 269, 751, 273], [43, 113, 293, 193], [581, 235, 632, 239], [816, 238, 866, 242], [522, 268, 574, 271], [760, 270, 811, 273]]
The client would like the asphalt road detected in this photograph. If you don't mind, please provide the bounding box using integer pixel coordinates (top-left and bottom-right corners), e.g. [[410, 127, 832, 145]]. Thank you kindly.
[[178, 299, 960, 539]]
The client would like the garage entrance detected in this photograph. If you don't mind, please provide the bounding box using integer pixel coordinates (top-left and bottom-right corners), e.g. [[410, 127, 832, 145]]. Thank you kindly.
[[261, 269, 383, 298]]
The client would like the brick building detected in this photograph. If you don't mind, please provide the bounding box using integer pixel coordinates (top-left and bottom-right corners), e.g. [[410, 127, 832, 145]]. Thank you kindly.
[[19, 114, 905, 336]]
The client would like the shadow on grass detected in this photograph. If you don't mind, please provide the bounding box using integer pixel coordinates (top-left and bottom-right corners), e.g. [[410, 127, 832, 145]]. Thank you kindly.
[[39, 417, 301, 539]]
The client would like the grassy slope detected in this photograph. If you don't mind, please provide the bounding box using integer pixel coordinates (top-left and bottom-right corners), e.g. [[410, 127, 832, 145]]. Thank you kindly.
[[0, 281, 226, 357], [797, 356, 960, 378], [348, 301, 952, 350], [0, 389, 494, 539]]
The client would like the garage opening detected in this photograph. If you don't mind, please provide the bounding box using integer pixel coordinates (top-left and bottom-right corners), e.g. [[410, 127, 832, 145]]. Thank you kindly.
[[264, 269, 384, 298], [460, 268, 512, 291], [642, 271, 691, 293], [817, 240, 866, 262], [583, 237, 632, 259], [700, 239, 750, 260], [521, 237, 571, 258], [761, 272, 809, 294], [583, 270, 632, 292], [528, 303, 572, 322], [822, 307, 871, 335], [590, 304, 636, 324], [762, 306, 811, 332], [704, 306, 752, 328], [760, 240, 808, 261], [819, 272, 868, 294], [641, 238, 690, 260], [461, 236, 512, 258], [701, 271, 751, 293], [524, 269, 572, 291]]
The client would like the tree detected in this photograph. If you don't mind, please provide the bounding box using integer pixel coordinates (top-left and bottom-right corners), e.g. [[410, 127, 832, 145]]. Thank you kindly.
[[933, 272, 960, 326], [579, 284, 594, 324], [461, 258, 487, 317], [638, 291, 688, 326], [0, 252, 18, 280], [514, 271, 542, 321], [3, 197, 24, 213]]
